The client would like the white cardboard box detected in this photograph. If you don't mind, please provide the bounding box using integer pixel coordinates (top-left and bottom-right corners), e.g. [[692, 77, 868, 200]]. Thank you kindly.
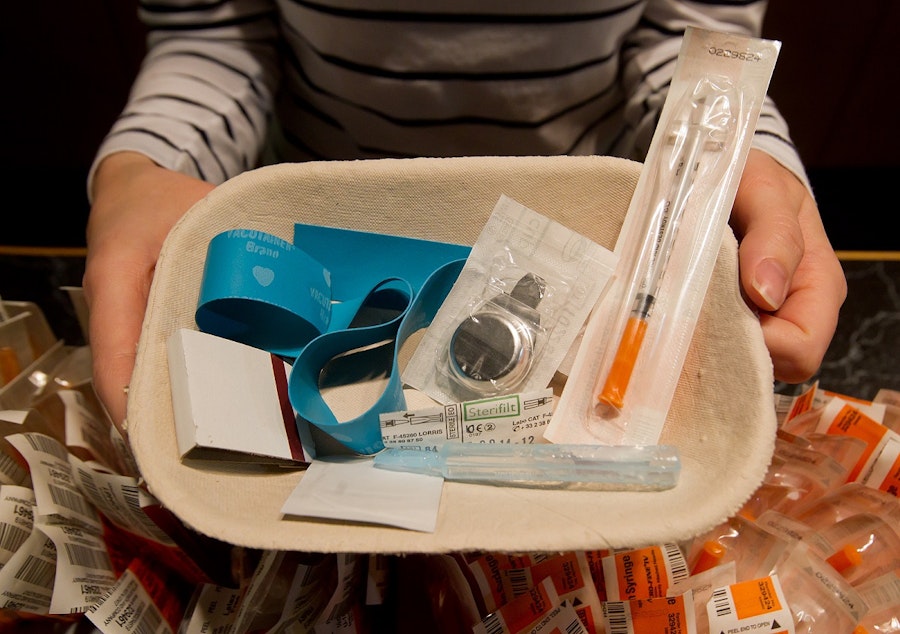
[[167, 328, 313, 465]]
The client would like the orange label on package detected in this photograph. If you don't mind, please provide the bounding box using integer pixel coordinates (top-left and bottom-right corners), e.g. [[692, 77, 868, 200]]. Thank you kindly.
[[468, 552, 549, 611], [473, 577, 560, 634], [732, 577, 782, 618], [821, 401, 888, 481], [603, 592, 697, 634], [707, 575, 794, 634], [602, 543, 689, 600], [523, 552, 602, 633], [785, 382, 817, 422]]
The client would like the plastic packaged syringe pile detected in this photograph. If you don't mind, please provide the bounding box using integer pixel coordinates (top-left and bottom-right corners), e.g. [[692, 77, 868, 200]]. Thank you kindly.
[[2, 294, 900, 633]]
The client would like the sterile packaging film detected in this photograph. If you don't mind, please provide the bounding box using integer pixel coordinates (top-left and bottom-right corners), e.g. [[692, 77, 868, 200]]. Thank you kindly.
[[548, 27, 781, 447]]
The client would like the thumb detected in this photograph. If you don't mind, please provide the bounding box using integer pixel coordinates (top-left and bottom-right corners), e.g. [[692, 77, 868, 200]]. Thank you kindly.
[[731, 150, 805, 313]]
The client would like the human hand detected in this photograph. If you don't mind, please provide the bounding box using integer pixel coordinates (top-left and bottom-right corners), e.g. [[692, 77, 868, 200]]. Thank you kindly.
[[83, 152, 215, 433], [730, 149, 847, 384]]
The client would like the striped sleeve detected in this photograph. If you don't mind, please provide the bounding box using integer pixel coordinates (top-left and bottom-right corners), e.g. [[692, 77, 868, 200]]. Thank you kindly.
[[752, 97, 811, 192], [88, 0, 281, 196]]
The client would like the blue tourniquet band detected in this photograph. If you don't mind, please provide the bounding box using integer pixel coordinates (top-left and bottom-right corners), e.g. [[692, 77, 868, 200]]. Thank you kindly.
[[196, 230, 332, 357], [195, 225, 470, 455]]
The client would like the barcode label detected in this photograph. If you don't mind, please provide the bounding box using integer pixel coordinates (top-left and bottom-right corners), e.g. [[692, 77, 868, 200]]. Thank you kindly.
[[480, 613, 504, 634], [0, 523, 29, 553], [711, 587, 733, 617], [48, 483, 92, 517], [14, 554, 55, 587], [603, 601, 629, 634], [709, 575, 794, 634], [122, 484, 140, 509], [64, 543, 112, 571], [23, 434, 68, 460], [0, 452, 27, 484], [134, 606, 164, 634], [565, 618, 585, 634], [507, 568, 531, 596], [664, 543, 689, 583], [75, 468, 101, 503]]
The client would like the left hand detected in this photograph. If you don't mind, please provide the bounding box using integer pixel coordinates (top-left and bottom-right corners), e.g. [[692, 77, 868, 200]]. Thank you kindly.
[[730, 149, 847, 384], [83, 153, 215, 433]]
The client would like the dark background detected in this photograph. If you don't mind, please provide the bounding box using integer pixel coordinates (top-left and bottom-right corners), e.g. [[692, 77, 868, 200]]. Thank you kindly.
[[1, 1, 899, 249]]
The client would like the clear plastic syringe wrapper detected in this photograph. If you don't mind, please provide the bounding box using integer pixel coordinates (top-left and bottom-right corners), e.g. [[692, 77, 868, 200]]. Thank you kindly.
[[546, 27, 781, 447]]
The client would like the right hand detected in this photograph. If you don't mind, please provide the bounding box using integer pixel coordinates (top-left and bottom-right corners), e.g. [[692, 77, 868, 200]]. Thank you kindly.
[[83, 152, 215, 434], [730, 150, 847, 385]]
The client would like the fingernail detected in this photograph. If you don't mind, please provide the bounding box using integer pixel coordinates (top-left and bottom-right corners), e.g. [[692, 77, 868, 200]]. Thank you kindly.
[[753, 258, 788, 310]]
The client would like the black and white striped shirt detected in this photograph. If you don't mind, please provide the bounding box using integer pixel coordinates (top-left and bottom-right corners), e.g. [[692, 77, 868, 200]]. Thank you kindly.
[[91, 0, 807, 189]]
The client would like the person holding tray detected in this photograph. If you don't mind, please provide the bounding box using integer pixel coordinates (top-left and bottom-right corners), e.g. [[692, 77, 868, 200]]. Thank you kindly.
[[83, 0, 847, 431]]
